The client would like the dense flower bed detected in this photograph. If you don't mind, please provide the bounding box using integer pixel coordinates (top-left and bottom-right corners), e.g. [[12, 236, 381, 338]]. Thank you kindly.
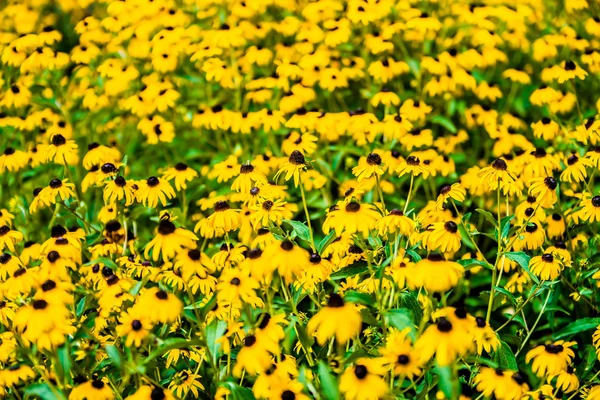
[[1, 0, 600, 399]]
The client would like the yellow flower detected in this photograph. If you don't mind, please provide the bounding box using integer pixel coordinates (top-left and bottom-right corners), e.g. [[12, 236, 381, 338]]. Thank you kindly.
[[307, 293, 362, 345]]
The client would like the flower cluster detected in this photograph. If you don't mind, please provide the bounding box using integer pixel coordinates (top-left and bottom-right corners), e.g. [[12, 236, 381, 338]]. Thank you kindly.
[[1, 0, 600, 399]]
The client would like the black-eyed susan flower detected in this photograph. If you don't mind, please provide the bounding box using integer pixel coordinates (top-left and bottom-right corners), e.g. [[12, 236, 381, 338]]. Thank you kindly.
[[216, 267, 263, 308], [396, 155, 427, 177], [415, 317, 472, 366], [339, 359, 388, 400], [275, 150, 306, 187], [478, 158, 516, 188], [421, 220, 462, 253], [529, 253, 564, 281], [352, 153, 384, 181], [561, 153, 593, 183], [375, 209, 415, 237], [144, 216, 197, 261], [322, 201, 380, 238], [436, 183, 466, 210], [70, 379, 114, 400], [233, 334, 280, 377], [0, 147, 29, 173], [250, 199, 287, 228], [528, 176, 558, 208], [104, 176, 137, 206], [525, 341, 576, 377], [473, 368, 529, 400], [0, 225, 23, 253], [135, 288, 182, 324], [125, 386, 177, 400], [162, 163, 198, 191], [137, 176, 176, 208], [307, 293, 361, 345], [205, 201, 241, 234], [411, 254, 464, 292], [380, 329, 422, 378]]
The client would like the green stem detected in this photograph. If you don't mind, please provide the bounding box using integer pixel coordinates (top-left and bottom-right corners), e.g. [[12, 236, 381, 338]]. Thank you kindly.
[[515, 289, 552, 356], [298, 174, 315, 251], [403, 175, 415, 214]]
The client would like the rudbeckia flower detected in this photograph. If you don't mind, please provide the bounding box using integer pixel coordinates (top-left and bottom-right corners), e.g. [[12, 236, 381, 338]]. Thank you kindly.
[[162, 163, 198, 190], [0, 225, 23, 252], [144, 217, 197, 261], [70, 380, 115, 400], [0, 147, 29, 173], [135, 288, 182, 324], [137, 176, 176, 208], [415, 317, 472, 366], [275, 150, 307, 187], [352, 153, 384, 181], [411, 254, 464, 292], [526, 341, 576, 377], [529, 253, 564, 281], [307, 293, 362, 345], [322, 201, 381, 238], [339, 359, 388, 400]]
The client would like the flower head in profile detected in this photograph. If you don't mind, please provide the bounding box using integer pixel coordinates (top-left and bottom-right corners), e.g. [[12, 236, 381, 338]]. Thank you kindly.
[[275, 150, 307, 187]]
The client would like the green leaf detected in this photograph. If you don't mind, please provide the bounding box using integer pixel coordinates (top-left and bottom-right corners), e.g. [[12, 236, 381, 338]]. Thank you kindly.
[[457, 223, 477, 250], [494, 341, 518, 370], [385, 309, 416, 340], [24, 383, 65, 400], [457, 258, 493, 270], [406, 249, 422, 262], [206, 320, 227, 360], [500, 215, 515, 239], [475, 208, 498, 228], [317, 230, 337, 254], [343, 291, 375, 306], [434, 365, 454, 399], [330, 264, 368, 280], [222, 383, 257, 400], [293, 317, 315, 350], [493, 286, 517, 305], [430, 115, 457, 133], [83, 256, 117, 270], [283, 220, 311, 242], [504, 251, 530, 267], [318, 361, 340, 400], [56, 344, 72, 383], [105, 344, 123, 370], [75, 296, 87, 318], [231, 385, 256, 400], [504, 252, 539, 284], [554, 317, 600, 340], [143, 338, 203, 364], [398, 292, 423, 326]]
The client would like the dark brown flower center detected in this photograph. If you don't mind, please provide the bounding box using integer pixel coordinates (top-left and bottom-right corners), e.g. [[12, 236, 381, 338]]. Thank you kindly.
[[354, 365, 368, 379], [346, 202, 361, 212], [158, 219, 176, 235], [147, 176, 159, 187], [52, 134, 66, 146], [366, 153, 382, 166], [289, 150, 305, 165], [214, 201, 231, 211], [406, 156, 420, 166], [444, 221, 458, 233], [49, 178, 63, 189], [132, 320, 143, 331], [491, 159, 507, 170], [155, 290, 168, 300], [328, 293, 345, 308]]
